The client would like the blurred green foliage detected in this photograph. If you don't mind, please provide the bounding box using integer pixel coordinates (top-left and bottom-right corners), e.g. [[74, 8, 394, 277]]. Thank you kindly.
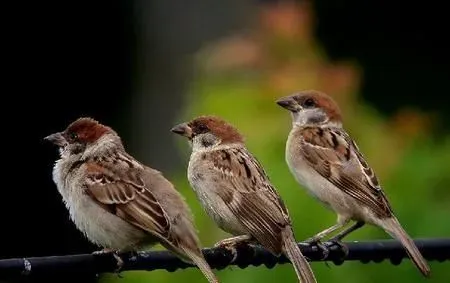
[[101, 2, 449, 282]]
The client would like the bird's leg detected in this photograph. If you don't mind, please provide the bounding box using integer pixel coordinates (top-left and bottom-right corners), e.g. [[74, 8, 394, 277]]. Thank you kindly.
[[214, 235, 252, 262], [92, 248, 124, 275], [327, 221, 365, 257], [214, 234, 252, 248], [329, 221, 364, 242], [304, 218, 350, 260]]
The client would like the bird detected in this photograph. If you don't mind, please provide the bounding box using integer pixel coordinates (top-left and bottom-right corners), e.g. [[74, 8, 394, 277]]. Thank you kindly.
[[44, 117, 219, 282], [276, 90, 431, 277], [171, 115, 317, 283]]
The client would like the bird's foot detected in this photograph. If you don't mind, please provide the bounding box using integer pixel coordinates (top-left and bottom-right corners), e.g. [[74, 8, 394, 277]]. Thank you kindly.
[[326, 237, 349, 259], [304, 237, 330, 260], [214, 236, 251, 263], [92, 248, 124, 276], [214, 240, 239, 263]]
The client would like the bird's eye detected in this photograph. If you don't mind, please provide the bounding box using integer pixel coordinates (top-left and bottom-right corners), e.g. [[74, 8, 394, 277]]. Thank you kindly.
[[303, 98, 316, 108], [69, 132, 78, 141], [198, 124, 208, 132]]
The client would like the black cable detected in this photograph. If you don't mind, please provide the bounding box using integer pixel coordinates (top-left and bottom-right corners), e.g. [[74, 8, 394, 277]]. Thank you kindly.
[[1, 238, 449, 280]]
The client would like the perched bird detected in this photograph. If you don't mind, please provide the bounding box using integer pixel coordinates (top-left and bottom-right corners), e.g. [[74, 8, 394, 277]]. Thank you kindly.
[[44, 117, 219, 282], [276, 90, 431, 277], [171, 115, 317, 283]]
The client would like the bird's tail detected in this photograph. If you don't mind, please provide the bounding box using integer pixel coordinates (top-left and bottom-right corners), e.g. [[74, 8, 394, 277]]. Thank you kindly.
[[160, 215, 219, 283], [281, 227, 317, 283], [180, 245, 219, 283], [380, 216, 431, 277]]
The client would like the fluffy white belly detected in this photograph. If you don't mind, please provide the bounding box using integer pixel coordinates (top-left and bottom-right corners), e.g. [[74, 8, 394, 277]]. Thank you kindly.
[[65, 192, 147, 250], [286, 153, 371, 222], [287, 156, 338, 206], [52, 157, 149, 251], [188, 165, 247, 236]]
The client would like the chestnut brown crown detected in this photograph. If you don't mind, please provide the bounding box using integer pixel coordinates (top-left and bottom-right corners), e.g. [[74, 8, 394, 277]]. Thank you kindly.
[[44, 117, 114, 147], [276, 90, 342, 123], [171, 115, 244, 144], [63, 117, 114, 144]]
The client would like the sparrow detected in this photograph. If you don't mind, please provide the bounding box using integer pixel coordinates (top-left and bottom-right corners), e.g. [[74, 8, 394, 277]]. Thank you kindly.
[[171, 115, 317, 283], [44, 117, 219, 283], [276, 90, 431, 277]]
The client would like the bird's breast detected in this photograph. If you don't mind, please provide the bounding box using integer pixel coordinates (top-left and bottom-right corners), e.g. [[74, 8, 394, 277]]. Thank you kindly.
[[52, 162, 147, 250], [68, 191, 147, 250], [286, 136, 348, 213], [187, 155, 247, 236]]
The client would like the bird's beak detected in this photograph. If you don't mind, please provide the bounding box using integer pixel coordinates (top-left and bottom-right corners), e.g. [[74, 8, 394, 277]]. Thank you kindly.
[[44, 132, 67, 147], [276, 96, 300, 112], [170, 122, 193, 139]]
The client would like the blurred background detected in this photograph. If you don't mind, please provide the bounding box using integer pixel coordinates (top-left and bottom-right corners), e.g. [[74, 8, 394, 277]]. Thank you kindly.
[[4, 0, 449, 282]]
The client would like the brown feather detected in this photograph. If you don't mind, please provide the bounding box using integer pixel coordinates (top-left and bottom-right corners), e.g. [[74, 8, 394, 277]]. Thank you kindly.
[[84, 159, 171, 240], [299, 127, 393, 218], [207, 147, 290, 255]]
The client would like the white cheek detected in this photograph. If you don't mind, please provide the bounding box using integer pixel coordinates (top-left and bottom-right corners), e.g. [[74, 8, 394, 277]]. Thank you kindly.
[[292, 109, 327, 126], [291, 111, 306, 126], [60, 147, 70, 158], [191, 134, 221, 152], [192, 135, 206, 151], [191, 136, 201, 151]]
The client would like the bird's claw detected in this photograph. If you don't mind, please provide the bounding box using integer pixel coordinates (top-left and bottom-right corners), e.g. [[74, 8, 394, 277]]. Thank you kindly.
[[326, 238, 349, 259], [304, 238, 330, 260], [112, 253, 124, 275], [92, 249, 124, 276], [214, 240, 239, 263]]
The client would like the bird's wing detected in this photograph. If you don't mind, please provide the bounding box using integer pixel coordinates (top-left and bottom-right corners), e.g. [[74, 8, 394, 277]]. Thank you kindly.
[[82, 156, 173, 241], [298, 127, 393, 218], [207, 147, 291, 254]]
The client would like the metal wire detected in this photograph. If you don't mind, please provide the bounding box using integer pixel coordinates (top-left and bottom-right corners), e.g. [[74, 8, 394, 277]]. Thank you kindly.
[[1, 238, 449, 280]]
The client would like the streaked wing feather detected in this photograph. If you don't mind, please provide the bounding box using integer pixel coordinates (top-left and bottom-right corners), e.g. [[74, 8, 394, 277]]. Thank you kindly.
[[84, 161, 171, 238], [210, 148, 289, 255], [300, 127, 392, 217]]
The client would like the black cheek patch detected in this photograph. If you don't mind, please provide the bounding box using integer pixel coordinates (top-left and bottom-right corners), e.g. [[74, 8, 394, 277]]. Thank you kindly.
[[70, 143, 85, 155], [308, 115, 326, 124], [201, 138, 214, 148]]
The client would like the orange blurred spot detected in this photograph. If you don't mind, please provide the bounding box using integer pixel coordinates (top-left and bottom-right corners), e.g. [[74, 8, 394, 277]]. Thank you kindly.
[[259, 0, 313, 41]]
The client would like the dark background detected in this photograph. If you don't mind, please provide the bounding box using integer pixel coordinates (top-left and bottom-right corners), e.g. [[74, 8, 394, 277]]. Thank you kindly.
[[3, 0, 449, 281]]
